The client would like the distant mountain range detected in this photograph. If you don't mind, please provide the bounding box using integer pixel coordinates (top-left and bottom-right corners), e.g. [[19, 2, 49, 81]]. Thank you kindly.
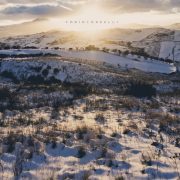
[[0, 18, 54, 38], [0, 18, 179, 62], [0, 18, 180, 38], [167, 23, 180, 30]]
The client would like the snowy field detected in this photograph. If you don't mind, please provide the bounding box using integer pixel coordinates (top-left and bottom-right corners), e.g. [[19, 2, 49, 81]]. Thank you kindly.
[[0, 20, 180, 180], [0, 28, 179, 180], [159, 41, 180, 62], [0, 49, 176, 74], [0, 57, 179, 179]]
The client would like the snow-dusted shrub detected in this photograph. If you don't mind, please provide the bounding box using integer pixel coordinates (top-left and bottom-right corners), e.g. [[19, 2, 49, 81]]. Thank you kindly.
[[125, 81, 156, 98], [68, 83, 92, 98], [122, 128, 131, 135], [53, 68, 59, 75], [0, 71, 18, 83], [4, 132, 16, 153], [159, 114, 179, 134], [115, 176, 125, 180], [30, 66, 42, 73], [42, 68, 49, 77], [76, 125, 88, 140], [111, 132, 119, 138], [0, 87, 12, 100], [51, 137, 57, 149], [81, 170, 92, 180], [141, 153, 152, 166], [95, 113, 106, 124], [100, 147, 107, 158], [175, 138, 180, 147], [27, 75, 44, 84], [77, 146, 86, 158], [16, 115, 33, 126]]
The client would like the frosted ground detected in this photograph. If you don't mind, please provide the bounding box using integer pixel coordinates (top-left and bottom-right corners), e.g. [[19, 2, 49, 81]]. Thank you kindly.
[[0, 26, 179, 180], [0, 57, 179, 180]]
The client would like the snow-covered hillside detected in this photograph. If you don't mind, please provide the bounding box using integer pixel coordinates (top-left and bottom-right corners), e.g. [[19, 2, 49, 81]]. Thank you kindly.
[[0, 57, 179, 180], [0, 28, 168, 47], [0, 27, 180, 63], [0, 19, 180, 180], [0, 49, 176, 74], [159, 41, 180, 62], [0, 58, 124, 85]]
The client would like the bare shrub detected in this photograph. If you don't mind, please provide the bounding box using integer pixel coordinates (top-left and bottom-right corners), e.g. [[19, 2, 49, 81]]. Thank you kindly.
[[77, 146, 86, 158], [0, 87, 13, 100], [95, 113, 106, 124], [141, 153, 152, 166], [82, 171, 91, 180], [76, 125, 88, 140]]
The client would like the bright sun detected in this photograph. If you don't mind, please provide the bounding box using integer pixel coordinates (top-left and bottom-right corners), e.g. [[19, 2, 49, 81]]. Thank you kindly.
[[76, 4, 109, 20], [60, 4, 116, 32]]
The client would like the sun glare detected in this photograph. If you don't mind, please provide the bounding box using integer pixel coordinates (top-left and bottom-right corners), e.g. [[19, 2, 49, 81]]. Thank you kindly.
[[60, 4, 117, 32], [76, 4, 109, 20]]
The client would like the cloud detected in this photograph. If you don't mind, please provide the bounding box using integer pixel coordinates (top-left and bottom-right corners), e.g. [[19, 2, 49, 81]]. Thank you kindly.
[[95, 0, 180, 13], [57, 0, 180, 13], [0, 0, 54, 4], [0, 2, 73, 20], [2, 5, 69, 15], [1, 0, 180, 13], [0, 0, 179, 24]]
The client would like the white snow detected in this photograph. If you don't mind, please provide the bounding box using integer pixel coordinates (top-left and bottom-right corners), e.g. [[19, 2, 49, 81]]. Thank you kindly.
[[0, 49, 176, 74], [159, 41, 180, 62], [159, 41, 175, 60], [58, 50, 176, 74]]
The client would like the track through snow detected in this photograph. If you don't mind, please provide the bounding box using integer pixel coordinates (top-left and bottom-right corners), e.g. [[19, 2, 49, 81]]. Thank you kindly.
[[0, 49, 176, 74]]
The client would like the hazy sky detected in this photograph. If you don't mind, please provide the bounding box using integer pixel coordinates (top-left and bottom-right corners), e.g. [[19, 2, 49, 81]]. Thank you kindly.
[[0, 0, 180, 26]]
